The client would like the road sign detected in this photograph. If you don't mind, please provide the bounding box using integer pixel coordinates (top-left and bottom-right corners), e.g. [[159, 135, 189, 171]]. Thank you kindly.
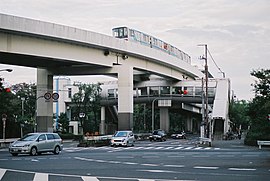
[[52, 92, 59, 100], [44, 92, 51, 100]]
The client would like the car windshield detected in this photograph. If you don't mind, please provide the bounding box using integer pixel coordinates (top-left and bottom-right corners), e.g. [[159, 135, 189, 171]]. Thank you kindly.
[[19, 134, 39, 141], [114, 131, 127, 137]]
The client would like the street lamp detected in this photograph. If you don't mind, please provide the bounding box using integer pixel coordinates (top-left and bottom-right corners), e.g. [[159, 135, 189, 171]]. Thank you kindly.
[[20, 97, 25, 138]]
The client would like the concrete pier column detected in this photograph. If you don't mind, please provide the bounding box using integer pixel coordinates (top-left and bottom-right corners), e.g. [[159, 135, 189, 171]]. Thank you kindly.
[[117, 66, 133, 130], [36, 68, 54, 132], [186, 116, 193, 132], [100, 106, 105, 134], [160, 108, 169, 132]]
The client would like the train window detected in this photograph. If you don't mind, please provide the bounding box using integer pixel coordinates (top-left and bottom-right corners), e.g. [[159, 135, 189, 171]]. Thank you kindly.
[[149, 86, 159, 95], [160, 86, 170, 95], [172, 87, 182, 94], [134, 31, 140, 41], [130, 29, 134, 37]]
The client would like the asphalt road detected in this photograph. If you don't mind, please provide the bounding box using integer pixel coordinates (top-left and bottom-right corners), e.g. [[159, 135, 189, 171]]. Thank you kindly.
[[0, 137, 269, 181]]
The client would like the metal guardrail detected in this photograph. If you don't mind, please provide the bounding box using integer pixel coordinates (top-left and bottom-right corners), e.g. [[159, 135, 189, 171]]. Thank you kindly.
[[257, 140, 270, 149], [0, 138, 19, 148]]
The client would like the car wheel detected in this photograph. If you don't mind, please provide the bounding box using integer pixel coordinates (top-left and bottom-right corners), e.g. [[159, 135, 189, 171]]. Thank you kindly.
[[30, 147, 38, 156], [54, 146, 60, 155], [11, 153, 18, 156]]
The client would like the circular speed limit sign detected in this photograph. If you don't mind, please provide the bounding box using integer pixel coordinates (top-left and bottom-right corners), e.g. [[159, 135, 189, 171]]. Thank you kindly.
[[44, 92, 51, 100]]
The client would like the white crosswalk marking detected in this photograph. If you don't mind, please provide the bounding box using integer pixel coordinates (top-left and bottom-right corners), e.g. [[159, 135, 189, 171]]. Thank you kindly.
[[63, 145, 219, 152], [154, 147, 164, 149], [0, 168, 7, 180], [33, 173, 48, 181], [175, 146, 184, 150], [82, 176, 100, 181], [184, 147, 193, 150]]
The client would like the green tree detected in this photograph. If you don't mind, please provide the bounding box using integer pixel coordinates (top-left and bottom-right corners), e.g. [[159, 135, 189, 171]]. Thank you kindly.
[[71, 83, 102, 134], [245, 69, 270, 145], [58, 112, 69, 133], [229, 100, 250, 131]]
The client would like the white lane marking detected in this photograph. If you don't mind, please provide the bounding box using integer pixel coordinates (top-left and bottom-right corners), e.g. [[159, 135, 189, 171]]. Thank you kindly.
[[122, 162, 138, 165], [228, 168, 256, 171], [0, 168, 7, 180], [141, 163, 159, 167], [204, 147, 211, 150], [142, 156, 159, 158], [192, 155, 210, 158], [31, 159, 39, 162], [82, 176, 99, 181], [242, 155, 259, 157], [138, 169, 177, 173], [116, 156, 134, 159], [167, 155, 185, 158], [33, 173, 48, 181], [164, 164, 185, 168], [194, 166, 219, 170], [217, 155, 234, 158], [194, 147, 203, 150]]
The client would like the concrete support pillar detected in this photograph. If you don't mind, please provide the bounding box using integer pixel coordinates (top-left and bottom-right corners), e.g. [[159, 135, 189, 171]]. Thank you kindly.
[[117, 65, 133, 130], [100, 106, 105, 134], [36, 68, 54, 132], [160, 108, 169, 132], [186, 116, 193, 132]]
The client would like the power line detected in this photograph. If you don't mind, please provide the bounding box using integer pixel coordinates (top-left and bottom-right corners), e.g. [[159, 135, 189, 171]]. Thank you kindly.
[[207, 49, 225, 78]]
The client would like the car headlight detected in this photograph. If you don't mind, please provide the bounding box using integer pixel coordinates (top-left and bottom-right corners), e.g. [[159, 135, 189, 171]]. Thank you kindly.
[[23, 144, 30, 147], [122, 139, 126, 142]]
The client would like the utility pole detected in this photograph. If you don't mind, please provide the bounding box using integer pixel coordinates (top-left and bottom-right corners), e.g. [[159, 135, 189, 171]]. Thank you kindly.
[[198, 44, 211, 145]]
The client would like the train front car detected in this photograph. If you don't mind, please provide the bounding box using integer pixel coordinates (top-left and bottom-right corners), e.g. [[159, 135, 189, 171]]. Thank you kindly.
[[112, 27, 129, 40]]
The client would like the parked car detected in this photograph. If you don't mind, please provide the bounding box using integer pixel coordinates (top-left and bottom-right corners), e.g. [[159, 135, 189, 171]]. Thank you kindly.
[[9, 132, 63, 156], [110, 130, 135, 147], [149, 130, 167, 141], [171, 131, 186, 139]]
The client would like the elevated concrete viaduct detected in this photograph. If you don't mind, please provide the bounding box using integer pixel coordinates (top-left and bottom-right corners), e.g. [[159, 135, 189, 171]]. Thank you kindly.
[[0, 14, 229, 135]]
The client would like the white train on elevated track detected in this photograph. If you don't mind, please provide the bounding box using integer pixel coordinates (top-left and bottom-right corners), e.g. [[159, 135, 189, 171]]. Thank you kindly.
[[112, 27, 191, 64]]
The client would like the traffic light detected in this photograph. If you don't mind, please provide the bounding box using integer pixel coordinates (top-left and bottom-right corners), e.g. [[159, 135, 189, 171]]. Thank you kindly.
[[5, 88, 11, 92], [268, 114, 270, 121]]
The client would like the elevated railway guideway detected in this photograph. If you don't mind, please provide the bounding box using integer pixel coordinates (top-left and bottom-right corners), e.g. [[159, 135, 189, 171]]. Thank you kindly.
[[0, 14, 229, 134]]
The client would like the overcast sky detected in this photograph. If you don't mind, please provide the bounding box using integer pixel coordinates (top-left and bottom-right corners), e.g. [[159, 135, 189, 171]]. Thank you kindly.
[[0, 0, 269, 100]]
